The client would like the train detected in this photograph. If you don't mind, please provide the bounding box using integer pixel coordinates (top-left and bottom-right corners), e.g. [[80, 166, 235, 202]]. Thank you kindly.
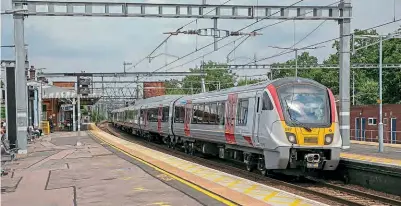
[[110, 77, 342, 176]]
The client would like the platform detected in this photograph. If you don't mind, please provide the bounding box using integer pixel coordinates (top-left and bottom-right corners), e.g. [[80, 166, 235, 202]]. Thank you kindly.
[[89, 124, 326, 206], [1, 131, 221, 206], [341, 140, 401, 168]]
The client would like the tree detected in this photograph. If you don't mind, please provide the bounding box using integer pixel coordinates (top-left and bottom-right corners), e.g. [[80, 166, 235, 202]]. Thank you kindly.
[[165, 61, 236, 94], [237, 78, 263, 86], [325, 27, 401, 104], [271, 52, 340, 94]]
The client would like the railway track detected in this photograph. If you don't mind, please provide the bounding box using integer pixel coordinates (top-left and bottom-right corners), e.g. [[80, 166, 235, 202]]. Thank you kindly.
[[97, 123, 401, 206]]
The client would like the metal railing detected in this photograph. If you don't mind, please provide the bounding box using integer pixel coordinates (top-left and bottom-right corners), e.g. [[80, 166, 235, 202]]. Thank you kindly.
[[350, 129, 400, 144]]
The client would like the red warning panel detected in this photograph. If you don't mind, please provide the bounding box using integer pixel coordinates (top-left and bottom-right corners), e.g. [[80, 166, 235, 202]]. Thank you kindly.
[[184, 100, 192, 136], [225, 93, 237, 144]]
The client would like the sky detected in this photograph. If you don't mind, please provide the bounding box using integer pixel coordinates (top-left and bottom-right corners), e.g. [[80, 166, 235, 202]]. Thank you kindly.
[[1, 0, 401, 83]]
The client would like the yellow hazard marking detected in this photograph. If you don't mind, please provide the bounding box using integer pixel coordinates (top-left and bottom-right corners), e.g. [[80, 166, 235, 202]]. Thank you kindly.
[[243, 185, 258, 194], [289, 199, 302, 206], [213, 176, 228, 182], [147, 202, 171, 206], [341, 153, 401, 166], [263, 191, 279, 201], [131, 187, 150, 192], [120, 176, 132, 180], [226, 180, 241, 188]]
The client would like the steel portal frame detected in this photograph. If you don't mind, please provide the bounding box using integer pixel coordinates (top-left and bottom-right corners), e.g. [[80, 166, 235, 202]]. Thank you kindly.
[[10, 0, 352, 153]]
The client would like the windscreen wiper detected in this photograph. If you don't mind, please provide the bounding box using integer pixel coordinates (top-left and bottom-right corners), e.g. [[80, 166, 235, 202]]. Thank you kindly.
[[284, 99, 312, 132]]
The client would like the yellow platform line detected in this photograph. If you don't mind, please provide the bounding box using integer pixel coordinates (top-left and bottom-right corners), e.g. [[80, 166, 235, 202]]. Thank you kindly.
[[350, 140, 401, 148], [341, 153, 401, 166], [88, 129, 239, 206]]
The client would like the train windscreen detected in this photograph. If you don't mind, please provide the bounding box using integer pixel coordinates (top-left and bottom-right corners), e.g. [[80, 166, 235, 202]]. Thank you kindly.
[[277, 84, 331, 127]]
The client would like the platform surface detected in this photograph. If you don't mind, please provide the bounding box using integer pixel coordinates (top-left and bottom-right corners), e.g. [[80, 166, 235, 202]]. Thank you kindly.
[[90, 125, 326, 206], [1, 131, 215, 206], [341, 141, 401, 168]]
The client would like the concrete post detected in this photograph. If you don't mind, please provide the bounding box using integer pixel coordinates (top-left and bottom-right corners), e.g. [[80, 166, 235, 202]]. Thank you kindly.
[[201, 78, 206, 93], [338, 0, 351, 149], [378, 36, 384, 152], [72, 98, 76, 131], [33, 88, 38, 128], [295, 49, 298, 78], [38, 82, 42, 126], [13, 3, 28, 154], [77, 94, 81, 132], [213, 18, 218, 51]]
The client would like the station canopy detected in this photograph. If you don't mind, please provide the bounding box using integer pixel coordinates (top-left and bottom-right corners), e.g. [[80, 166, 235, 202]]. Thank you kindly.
[[42, 84, 101, 105]]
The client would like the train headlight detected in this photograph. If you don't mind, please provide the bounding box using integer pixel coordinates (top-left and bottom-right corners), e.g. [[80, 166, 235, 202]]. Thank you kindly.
[[324, 134, 334, 145], [286, 133, 297, 144]]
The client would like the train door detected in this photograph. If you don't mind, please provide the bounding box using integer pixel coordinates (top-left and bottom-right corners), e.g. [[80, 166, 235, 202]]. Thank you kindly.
[[391, 118, 397, 144], [361, 117, 366, 141], [253, 91, 263, 145], [184, 101, 192, 136], [143, 109, 148, 130], [355, 118, 360, 140], [225, 93, 237, 144], [257, 91, 275, 143], [158, 105, 162, 133]]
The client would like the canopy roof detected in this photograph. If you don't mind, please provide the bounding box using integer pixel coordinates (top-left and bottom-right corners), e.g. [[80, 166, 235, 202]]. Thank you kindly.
[[42, 85, 101, 99]]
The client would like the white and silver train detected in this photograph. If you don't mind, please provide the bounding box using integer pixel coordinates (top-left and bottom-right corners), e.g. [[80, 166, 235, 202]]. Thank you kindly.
[[110, 77, 342, 175]]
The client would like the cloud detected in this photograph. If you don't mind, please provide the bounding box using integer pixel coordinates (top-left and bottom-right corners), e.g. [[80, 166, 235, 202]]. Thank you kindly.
[[1, 0, 400, 77]]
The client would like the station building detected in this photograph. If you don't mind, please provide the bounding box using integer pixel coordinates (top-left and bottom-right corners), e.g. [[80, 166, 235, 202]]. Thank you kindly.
[[350, 104, 400, 144]]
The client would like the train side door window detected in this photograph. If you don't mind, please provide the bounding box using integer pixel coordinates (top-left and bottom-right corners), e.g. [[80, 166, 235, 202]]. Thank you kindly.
[[203, 103, 210, 124], [210, 102, 217, 125], [236, 99, 249, 126], [162, 107, 169, 122], [262, 92, 273, 111], [217, 101, 225, 125]]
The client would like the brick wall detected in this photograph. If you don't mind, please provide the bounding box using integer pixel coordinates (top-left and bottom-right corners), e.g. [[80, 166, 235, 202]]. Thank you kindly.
[[143, 82, 166, 99], [350, 104, 401, 143], [53, 81, 75, 88]]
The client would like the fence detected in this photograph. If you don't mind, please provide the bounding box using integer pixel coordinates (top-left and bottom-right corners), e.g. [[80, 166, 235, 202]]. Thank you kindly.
[[350, 129, 400, 144]]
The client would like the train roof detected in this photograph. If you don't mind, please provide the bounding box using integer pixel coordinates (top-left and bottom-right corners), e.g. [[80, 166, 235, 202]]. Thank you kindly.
[[175, 77, 324, 101], [110, 77, 325, 112], [111, 95, 182, 113]]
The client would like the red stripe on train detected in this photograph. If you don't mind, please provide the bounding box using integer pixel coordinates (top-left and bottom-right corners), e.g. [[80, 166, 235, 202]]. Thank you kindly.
[[327, 88, 336, 122], [266, 84, 284, 120], [243, 136, 253, 146]]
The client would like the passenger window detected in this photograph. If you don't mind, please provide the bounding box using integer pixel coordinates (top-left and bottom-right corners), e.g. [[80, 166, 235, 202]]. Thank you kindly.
[[262, 92, 273, 110]]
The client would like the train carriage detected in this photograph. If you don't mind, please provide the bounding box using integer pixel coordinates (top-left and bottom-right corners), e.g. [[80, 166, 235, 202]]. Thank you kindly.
[[138, 95, 183, 142], [111, 77, 342, 175]]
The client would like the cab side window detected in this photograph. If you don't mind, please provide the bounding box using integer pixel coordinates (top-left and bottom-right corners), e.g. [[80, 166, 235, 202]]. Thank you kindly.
[[262, 92, 273, 110]]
